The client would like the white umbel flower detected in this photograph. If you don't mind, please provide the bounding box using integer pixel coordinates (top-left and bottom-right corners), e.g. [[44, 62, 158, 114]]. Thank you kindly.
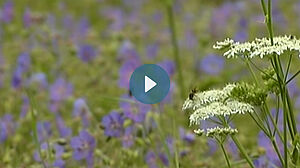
[[213, 35, 300, 58], [206, 127, 238, 138], [183, 84, 255, 126]]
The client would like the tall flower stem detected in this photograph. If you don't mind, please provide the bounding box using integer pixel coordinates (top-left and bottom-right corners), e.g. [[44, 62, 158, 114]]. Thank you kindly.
[[230, 135, 255, 168], [219, 142, 232, 168], [166, 1, 185, 98]]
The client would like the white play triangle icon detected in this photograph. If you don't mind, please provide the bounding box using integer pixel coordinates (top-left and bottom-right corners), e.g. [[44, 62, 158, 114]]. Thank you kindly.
[[145, 76, 157, 93]]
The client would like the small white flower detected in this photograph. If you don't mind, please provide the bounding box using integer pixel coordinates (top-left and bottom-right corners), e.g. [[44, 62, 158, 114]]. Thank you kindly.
[[214, 35, 300, 58]]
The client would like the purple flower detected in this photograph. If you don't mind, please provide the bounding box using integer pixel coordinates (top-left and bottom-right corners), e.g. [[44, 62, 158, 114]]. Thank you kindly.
[[122, 126, 135, 148], [18, 52, 31, 70], [118, 59, 141, 89], [120, 94, 151, 123], [158, 153, 169, 167], [71, 130, 96, 168], [20, 95, 29, 118], [27, 73, 48, 90], [145, 151, 158, 168], [49, 77, 73, 102], [118, 40, 139, 61], [210, 3, 233, 37], [207, 139, 218, 155], [11, 67, 23, 89], [158, 60, 175, 77], [77, 44, 97, 63], [101, 111, 124, 137], [37, 121, 52, 142], [55, 115, 72, 138], [184, 29, 197, 49], [258, 131, 283, 167], [0, 114, 15, 143], [1, 1, 14, 23], [198, 54, 225, 75], [179, 127, 195, 144], [146, 43, 159, 59], [101, 8, 124, 32], [73, 98, 91, 128], [34, 143, 65, 168], [23, 8, 32, 28]]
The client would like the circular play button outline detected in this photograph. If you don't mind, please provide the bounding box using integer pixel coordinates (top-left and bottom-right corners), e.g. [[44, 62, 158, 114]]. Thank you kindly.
[[129, 64, 170, 104]]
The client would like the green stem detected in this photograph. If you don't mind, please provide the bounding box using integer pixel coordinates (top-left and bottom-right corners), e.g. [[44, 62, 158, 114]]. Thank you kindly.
[[166, 2, 185, 98], [220, 142, 232, 168], [230, 135, 255, 168]]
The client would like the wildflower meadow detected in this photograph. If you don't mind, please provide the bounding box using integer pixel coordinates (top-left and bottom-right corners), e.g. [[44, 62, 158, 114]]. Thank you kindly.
[[0, 0, 300, 168]]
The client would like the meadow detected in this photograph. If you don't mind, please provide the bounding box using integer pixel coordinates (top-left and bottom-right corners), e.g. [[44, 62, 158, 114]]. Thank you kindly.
[[0, 0, 300, 167]]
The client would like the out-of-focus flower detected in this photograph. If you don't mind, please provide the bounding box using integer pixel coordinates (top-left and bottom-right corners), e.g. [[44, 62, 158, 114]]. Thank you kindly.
[[70, 130, 96, 168], [101, 111, 124, 137], [73, 98, 91, 128], [49, 77, 73, 102], [20, 95, 29, 118], [37, 121, 52, 143], [257, 131, 283, 167], [198, 54, 224, 75], [55, 115, 72, 138], [234, 18, 248, 42], [122, 126, 135, 148], [120, 94, 151, 123], [118, 59, 140, 89], [34, 142, 65, 168], [146, 43, 159, 59], [27, 73, 48, 90], [184, 29, 197, 49], [0, 114, 15, 143], [23, 8, 32, 28], [158, 152, 169, 167], [145, 150, 170, 168], [101, 7, 124, 32], [1, 1, 14, 23], [11, 52, 31, 89], [77, 44, 97, 63], [210, 3, 233, 37], [145, 151, 158, 168], [179, 127, 195, 144], [118, 40, 139, 61], [158, 60, 175, 77]]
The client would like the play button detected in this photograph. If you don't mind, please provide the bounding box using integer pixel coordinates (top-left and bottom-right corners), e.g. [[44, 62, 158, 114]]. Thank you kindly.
[[130, 64, 170, 104], [145, 76, 156, 93]]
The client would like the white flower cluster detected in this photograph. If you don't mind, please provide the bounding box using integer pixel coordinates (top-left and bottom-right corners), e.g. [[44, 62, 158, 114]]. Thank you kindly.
[[193, 127, 238, 137], [213, 35, 300, 58], [182, 84, 254, 126]]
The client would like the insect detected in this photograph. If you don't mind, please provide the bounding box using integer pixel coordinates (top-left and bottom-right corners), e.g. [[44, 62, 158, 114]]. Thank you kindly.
[[189, 88, 198, 100]]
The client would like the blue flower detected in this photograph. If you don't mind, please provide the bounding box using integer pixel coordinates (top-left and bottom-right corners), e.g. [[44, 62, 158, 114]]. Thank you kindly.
[[55, 115, 72, 138], [120, 94, 151, 123], [198, 54, 225, 75], [73, 98, 91, 128], [70, 130, 96, 168], [146, 43, 159, 59], [179, 127, 195, 144], [145, 151, 158, 168], [101, 111, 124, 137], [0, 114, 15, 143], [77, 44, 97, 63], [122, 126, 135, 148], [257, 131, 283, 167], [118, 40, 139, 61], [37, 121, 52, 143], [1, 1, 14, 23], [23, 8, 32, 28], [158, 60, 175, 77], [118, 59, 140, 89], [26, 73, 48, 90], [49, 77, 73, 102]]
